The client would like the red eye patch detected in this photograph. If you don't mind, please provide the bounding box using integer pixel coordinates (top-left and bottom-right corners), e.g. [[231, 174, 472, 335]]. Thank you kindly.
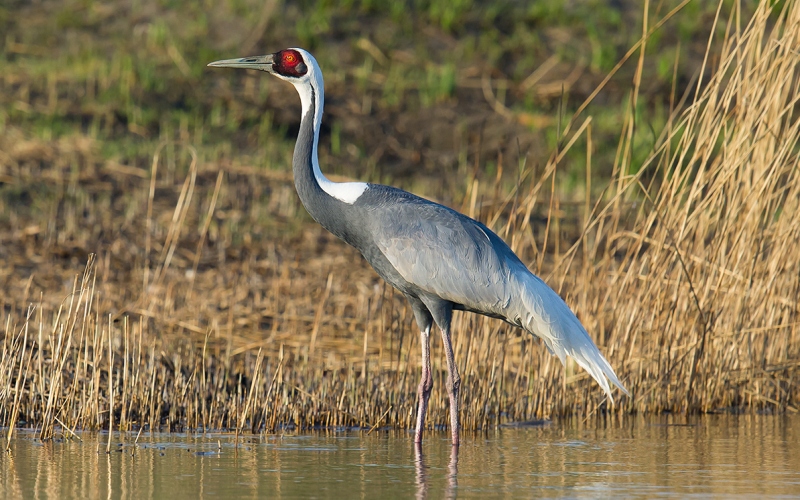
[[274, 49, 307, 77]]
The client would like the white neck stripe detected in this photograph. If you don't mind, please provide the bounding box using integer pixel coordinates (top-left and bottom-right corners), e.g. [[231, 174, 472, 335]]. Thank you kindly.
[[291, 50, 368, 205]]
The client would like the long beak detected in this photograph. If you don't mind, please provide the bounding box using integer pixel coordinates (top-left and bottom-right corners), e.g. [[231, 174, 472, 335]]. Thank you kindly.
[[207, 54, 275, 72]]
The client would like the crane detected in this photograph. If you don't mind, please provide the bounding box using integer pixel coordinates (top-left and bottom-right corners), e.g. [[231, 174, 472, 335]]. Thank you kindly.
[[208, 48, 629, 446]]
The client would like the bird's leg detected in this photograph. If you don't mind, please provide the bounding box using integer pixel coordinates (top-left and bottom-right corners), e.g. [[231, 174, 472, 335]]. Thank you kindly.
[[423, 299, 460, 446], [414, 325, 433, 444], [440, 325, 461, 446], [407, 296, 434, 444]]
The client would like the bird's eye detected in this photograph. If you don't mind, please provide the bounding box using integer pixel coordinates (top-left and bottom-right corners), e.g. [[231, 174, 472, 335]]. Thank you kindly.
[[275, 50, 306, 76]]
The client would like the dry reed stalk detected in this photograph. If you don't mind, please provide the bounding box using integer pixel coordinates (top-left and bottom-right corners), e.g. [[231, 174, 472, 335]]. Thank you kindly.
[[238, 347, 263, 434], [5, 311, 31, 451], [106, 314, 114, 453]]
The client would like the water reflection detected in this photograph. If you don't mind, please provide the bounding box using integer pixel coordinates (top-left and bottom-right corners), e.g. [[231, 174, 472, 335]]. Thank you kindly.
[[2, 415, 799, 498], [448, 444, 458, 496], [414, 443, 427, 499], [414, 443, 459, 499]]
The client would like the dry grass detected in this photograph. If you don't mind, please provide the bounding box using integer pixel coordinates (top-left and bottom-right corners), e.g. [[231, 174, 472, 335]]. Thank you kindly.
[[1, 0, 799, 439]]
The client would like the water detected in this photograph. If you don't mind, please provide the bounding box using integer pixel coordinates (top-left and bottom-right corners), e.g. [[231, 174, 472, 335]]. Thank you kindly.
[[2, 415, 798, 498]]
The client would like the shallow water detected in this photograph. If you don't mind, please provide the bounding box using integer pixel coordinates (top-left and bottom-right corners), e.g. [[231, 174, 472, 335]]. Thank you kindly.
[[2, 415, 798, 498]]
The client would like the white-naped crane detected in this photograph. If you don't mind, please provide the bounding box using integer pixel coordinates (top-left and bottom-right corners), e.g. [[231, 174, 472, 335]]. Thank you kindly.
[[208, 48, 628, 446]]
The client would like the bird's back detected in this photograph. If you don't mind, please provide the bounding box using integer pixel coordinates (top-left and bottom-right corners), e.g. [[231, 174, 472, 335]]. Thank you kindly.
[[348, 184, 522, 316]]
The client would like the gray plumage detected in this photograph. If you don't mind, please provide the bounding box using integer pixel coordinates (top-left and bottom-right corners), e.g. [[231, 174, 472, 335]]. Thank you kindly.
[[354, 185, 625, 398], [209, 48, 629, 447]]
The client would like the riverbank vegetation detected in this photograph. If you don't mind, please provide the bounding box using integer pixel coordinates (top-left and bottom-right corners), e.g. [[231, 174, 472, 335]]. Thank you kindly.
[[1, 0, 798, 438]]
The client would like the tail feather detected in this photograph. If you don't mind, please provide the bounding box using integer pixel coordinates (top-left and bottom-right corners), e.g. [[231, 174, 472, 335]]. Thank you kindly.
[[511, 268, 629, 401]]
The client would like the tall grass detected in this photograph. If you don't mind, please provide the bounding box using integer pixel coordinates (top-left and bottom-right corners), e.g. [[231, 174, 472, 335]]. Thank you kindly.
[[592, 0, 800, 413], [1, 0, 798, 438]]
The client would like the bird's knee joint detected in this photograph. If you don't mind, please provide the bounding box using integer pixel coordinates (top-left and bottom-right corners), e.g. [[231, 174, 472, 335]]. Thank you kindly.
[[419, 375, 433, 395], [446, 375, 461, 393]]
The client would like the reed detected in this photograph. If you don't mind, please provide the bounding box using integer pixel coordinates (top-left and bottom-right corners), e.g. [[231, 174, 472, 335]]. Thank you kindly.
[[0, 1, 798, 438]]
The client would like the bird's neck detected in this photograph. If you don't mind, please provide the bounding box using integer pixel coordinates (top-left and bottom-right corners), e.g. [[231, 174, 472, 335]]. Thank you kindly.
[[291, 79, 355, 238]]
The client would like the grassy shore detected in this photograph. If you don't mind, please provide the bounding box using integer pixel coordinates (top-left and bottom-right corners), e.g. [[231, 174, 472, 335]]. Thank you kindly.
[[1, 0, 799, 439]]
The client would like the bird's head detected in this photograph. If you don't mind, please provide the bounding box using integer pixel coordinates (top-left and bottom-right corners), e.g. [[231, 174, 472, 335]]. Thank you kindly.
[[208, 48, 319, 86]]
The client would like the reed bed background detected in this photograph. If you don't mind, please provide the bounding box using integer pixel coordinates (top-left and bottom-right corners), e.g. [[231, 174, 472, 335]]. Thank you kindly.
[[1, 0, 799, 440]]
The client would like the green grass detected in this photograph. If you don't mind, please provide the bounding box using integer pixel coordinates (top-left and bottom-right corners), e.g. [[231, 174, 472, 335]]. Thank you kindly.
[[0, 0, 742, 202]]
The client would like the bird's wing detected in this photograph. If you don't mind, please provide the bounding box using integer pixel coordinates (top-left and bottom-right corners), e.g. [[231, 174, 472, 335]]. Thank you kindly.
[[372, 200, 515, 313], [369, 194, 629, 400]]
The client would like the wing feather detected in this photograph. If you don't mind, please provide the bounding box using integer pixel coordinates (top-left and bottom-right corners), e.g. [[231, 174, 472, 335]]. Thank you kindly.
[[372, 200, 513, 314]]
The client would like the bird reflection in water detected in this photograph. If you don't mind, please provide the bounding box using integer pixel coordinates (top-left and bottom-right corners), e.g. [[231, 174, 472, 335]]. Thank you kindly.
[[414, 443, 459, 499]]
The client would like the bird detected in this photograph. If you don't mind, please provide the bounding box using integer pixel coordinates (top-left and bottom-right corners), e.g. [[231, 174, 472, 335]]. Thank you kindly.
[[208, 48, 629, 446]]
